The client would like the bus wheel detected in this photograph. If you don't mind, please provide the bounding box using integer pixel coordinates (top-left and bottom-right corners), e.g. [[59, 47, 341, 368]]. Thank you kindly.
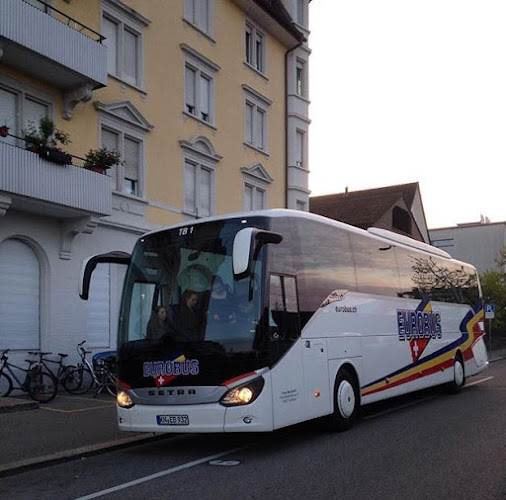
[[447, 353, 465, 394], [328, 368, 359, 432]]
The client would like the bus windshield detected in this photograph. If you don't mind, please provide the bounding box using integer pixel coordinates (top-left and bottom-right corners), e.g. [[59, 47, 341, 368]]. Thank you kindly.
[[117, 217, 268, 387]]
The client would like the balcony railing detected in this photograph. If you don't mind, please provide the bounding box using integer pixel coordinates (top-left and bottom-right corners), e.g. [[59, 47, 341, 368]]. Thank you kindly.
[[0, 0, 107, 90], [0, 140, 112, 218]]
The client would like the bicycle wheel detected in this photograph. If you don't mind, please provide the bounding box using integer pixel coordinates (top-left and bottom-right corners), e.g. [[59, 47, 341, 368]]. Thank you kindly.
[[59, 365, 76, 392], [104, 371, 117, 397], [63, 365, 94, 394], [27, 369, 57, 403], [0, 372, 13, 397]]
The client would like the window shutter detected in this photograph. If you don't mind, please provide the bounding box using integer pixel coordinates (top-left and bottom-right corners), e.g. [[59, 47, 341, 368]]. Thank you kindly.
[[254, 187, 265, 210], [124, 137, 139, 182], [255, 33, 264, 71], [296, 130, 303, 167], [244, 184, 253, 211], [199, 167, 211, 217], [0, 240, 40, 350], [87, 264, 110, 348], [184, 160, 196, 214], [199, 75, 210, 121], [245, 26, 252, 64], [185, 66, 196, 114], [197, 0, 209, 32], [101, 128, 120, 189], [256, 108, 264, 149], [102, 16, 118, 76], [123, 28, 138, 84], [0, 87, 17, 145], [184, 0, 195, 23], [23, 97, 48, 132], [245, 102, 253, 144]]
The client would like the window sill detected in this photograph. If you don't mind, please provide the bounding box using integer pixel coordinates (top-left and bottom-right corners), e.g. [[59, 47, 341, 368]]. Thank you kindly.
[[183, 111, 217, 130], [244, 142, 269, 156], [243, 62, 268, 81], [182, 18, 216, 44], [112, 190, 148, 204], [108, 73, 147, 96]]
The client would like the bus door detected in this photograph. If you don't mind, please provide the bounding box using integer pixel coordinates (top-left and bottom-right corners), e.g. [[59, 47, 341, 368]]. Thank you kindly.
[[269, 274, 305, 428], [302, 336, 331, 420]]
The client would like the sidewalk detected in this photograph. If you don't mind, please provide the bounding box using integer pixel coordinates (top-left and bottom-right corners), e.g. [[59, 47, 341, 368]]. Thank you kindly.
[[0, 391, 165, 477]]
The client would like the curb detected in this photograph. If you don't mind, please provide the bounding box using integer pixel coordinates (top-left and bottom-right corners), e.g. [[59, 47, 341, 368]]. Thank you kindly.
[[0, 433, 170, 478], [0, 397, 39, 414]]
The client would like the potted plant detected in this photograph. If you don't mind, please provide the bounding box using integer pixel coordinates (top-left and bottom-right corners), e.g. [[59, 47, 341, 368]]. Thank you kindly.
[[23, 117, 72, 165], [84, 147, 122, 174]]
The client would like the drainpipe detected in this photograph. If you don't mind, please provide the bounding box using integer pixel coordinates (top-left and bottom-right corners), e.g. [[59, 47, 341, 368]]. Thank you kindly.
[[285, 39, 304, 209]]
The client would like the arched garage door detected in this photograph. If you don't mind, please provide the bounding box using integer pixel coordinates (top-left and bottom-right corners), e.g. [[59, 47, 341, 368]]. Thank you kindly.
[[0, 239, 40, 350]]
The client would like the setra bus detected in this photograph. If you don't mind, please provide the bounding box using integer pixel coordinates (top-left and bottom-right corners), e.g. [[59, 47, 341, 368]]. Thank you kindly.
[[79, 210, 488, 433]]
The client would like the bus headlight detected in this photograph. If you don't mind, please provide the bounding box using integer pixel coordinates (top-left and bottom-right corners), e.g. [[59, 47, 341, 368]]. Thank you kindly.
[[220, 377, 264, 407], [117, 390, 134, 408]]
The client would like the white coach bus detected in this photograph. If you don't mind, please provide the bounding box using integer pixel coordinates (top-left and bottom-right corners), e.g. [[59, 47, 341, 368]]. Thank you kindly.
[[80, 210, 488, 433]]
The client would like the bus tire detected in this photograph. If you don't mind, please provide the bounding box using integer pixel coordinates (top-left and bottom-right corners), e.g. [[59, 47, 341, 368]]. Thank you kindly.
[[328, 367, 359, 432], [447, 353, 465, 394]]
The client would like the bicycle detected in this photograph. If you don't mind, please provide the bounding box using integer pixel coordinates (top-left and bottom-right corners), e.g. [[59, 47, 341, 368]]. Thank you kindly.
[[0, 349, 58, 403], [63, 340, 117, 397], [27, 351, 76, 393]]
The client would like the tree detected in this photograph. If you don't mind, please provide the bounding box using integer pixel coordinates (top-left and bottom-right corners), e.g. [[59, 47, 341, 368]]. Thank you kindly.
[[480, 247, 506, 340]]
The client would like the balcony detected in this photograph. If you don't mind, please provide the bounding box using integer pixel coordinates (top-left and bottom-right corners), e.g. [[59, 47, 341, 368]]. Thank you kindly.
[[0, 0, 107, 92], [0, 140, 112, 219]]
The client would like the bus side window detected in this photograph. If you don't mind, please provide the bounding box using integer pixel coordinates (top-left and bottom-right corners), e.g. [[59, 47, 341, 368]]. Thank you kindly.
[[269, 274, 300, 339]]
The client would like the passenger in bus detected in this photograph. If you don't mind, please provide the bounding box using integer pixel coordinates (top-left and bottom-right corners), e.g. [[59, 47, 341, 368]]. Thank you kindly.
[[172, 289, 204, 342], [208, 276, 237, 323], [146, 306, 172, 340]]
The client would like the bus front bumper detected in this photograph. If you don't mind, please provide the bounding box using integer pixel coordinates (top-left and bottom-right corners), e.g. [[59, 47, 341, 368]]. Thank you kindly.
[[117, 400, 274, 433]]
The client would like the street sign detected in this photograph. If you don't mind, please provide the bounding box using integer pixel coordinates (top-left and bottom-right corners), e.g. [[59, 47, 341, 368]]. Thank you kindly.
[[485, 304, 495, 319]]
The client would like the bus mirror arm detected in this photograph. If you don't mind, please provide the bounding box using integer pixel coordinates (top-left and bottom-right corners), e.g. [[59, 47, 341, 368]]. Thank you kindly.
[[79, 251, 131, 300], [233, 228, 283, 280]]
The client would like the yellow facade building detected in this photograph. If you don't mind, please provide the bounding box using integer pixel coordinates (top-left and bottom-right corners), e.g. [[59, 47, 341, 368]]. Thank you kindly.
[[0, 0, 311, 358]]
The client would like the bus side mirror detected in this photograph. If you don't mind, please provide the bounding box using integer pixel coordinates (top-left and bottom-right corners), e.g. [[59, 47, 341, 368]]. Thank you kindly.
[[233, 228, 282, 280], [79, 251, 131, 300]]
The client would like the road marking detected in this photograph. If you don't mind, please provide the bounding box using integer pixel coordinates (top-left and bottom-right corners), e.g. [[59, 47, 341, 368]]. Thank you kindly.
[[40, 405, 114, 414], [73, 446, 247, 500], [465, 376, 494, 387]]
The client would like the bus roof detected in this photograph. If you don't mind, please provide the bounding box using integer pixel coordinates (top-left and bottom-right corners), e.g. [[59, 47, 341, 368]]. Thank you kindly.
[[141, 209, 456, 262]]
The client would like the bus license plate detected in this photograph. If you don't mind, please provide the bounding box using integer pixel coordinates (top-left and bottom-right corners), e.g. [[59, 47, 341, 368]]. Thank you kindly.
[[157, 415, 189, 426]]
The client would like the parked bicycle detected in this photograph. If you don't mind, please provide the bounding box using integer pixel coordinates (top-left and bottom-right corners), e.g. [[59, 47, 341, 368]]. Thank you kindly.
[[63, 340, 117, 397], [0, 349, 57, 402], [27, 351, 76, 392]]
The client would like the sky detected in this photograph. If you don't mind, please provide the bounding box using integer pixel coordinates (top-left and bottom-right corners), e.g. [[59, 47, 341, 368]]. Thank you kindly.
[[308, 1, 506, 229]]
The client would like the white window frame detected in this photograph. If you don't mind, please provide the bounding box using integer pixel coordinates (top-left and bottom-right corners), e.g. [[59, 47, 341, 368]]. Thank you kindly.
[[245, 21, 266, 74], [243, 182, 267, 211], [99, 121, 145, 198], [294, 0, 306, 27], [183, 0, 214, 37], [182, 44, 219, 127], [241, 163, 273, 212], [295, 129, 304, 168], [180, 137, 222, 219], [101, 0, 148, 89], [0, 75, 54, 147], [296, 60, 306, 98], [243, 85, 271, 153]]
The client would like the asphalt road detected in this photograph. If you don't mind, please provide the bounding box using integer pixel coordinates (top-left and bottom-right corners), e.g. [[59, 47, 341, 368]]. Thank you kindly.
[[2, 359, 506, 500]]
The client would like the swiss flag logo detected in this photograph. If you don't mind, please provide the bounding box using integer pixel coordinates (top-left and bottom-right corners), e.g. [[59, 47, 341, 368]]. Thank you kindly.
[[154, 374, 177, 387], [410, 338, 430, 363]]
